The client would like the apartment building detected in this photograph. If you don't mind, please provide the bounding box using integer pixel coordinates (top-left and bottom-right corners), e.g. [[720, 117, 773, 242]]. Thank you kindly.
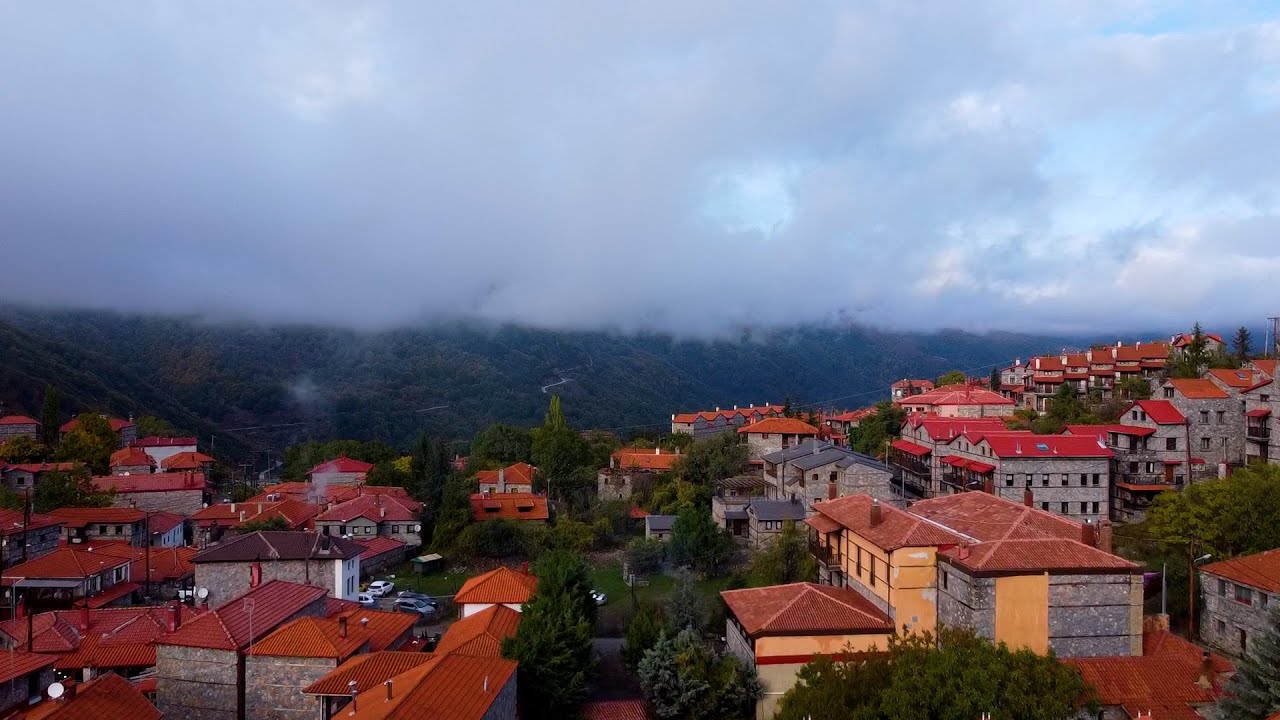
[[893, 384, 1015, 418], [1155, 378, 1245, 468], [670, 404, 785, 438], [890, 416, 1009, 497], [1242, 376, 1278, 466]]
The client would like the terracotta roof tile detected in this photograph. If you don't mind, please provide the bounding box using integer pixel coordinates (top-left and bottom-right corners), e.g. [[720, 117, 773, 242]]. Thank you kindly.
[[475, 462, 537, 487], [810, 495, 967, 551], [981, 434, 1112, 459], [433, 605, 522, 658], [16, 672, 161, 720], [246, 616, 368, 660], [328, 609, 418, 652], [1250, 359, 1278, 378], [189, 498, 321, 531], [0, 509, 62, 537], [308, 455, 374, 475], [159, 451, 215, 471], [1167, 378, 1230, 399], [903, 416, 1008, 442], [304, 651, 437, 696], [737, 417, 819, 435], [355, 536, 407, 563], [1201, 548, 1280, 593], [453, 567, 537, 606], [1131, 400, 1186, 425], [610, 449, 679, 471], [59, 417, 134, 434], [132, 437, 196, 448], [891, 379, 935, 390], [468, 493, 549, 522], [159, 580, 327, 651], [0, 606, 194, 657], [108, 448, 153, 469], [343, 653, 517, 720], [721, 583, 892, 636], [45, 507, 145, 528], [672, 405, 786, 424], [0, 651, 55, 684], [894, 384, 1015, 408], [1, 463, 81, 475], [1067, 631, 1230, 720], [85, 542, 195, 583], [0, 415, 39, 426], [91, 472, 206, 494], [316, 493, 419, 523], [3, 547, 130, 582], [580, 700, 652, 720], [1207, 368, 1263, 389], [1063, 425, 1156, 440]]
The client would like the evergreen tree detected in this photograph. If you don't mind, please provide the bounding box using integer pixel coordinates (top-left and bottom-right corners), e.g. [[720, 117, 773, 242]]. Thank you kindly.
[[1218, 604, 1280, 719], [531, 395, 591, 501], [638, 628, 761, 720], [1233, 326, 1254, 366], [622, 602, 666, 671], [670, 506, 736, 576], [39, 385, 60, 447], [671, 432, 748, 488], [936, 370, 967, 386], [989, 365, 1002, 391], [470, 423, 533, 465], [502, 550, 596, 719], [664, 568, 706, 632]]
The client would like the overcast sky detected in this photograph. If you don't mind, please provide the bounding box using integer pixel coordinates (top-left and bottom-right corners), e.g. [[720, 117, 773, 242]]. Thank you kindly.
[[1, 2, 1277, 335]]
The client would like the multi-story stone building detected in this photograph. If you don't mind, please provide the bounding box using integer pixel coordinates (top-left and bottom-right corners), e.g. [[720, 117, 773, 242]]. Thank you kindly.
[[761, 439, 895, 507], [597, 449, 677, 501], [307, 455, 373, 487], [671, 404, 785, 438], [93, 471, 212, 516], [805, 491, 1141, 658], [313, 492, 424, 548], [890, 379, 934, 400], [893, 383, 1016, 418], [0, 509, 62, 568], [109, 446, 155, 475], [744, 499, 806, 547], [0, 462, 82, 493], [737, 417, 818, 462], [889, 416, 1010, 497], [0, 415, 40, 442], [712, 475, 770, 541], [1005, 341, 1170, 410], [1061, 423, 1170, 522], [47, 507, 149, 547], [191, 531, 362, 609], [1155, 378, 1245, 469], [1199, 548, 1279, 658], [1242, 375, 1278, 466], [133, 436, 198, 469], [476, 462, 537, 494]]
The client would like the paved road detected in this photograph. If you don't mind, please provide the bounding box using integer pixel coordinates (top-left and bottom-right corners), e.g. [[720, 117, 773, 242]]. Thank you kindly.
[[589, 638, 644, 702]]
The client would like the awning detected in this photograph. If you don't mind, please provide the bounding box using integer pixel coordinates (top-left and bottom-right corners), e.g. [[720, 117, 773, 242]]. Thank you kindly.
[[1246, 408, 1271, 418], [891, 439, 931, 457], [804, 514, 841, 534], [940, 455, 967, 466], [7, 578, 82, 589], [86, 582, 140, 608], [965, 460, 996, 474]]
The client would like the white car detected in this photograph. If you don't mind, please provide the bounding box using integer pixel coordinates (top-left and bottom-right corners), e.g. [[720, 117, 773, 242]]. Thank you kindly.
[[591, 590, 607, 606], [367, 580, 396, 597], [358, 593, 377, 608]]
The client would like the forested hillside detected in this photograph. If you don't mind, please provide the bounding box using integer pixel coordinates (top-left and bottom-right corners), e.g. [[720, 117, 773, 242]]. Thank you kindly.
[[0, 307, 1084, 456]]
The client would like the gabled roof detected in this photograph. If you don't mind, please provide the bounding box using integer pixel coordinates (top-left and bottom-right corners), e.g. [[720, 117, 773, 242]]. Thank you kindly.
[[328, 609, 419, 652], [1249, 358, 1278, 378], [891, 379, 935, 390], [763, 439, 886, 472], [721, 582, 893, 636], [453, 567, 537, 606], [132, 436, 196, 448], [16, 671, 161, 720], [246, 616, 368, 660], [1131, 400, 1186, 425], [672, 405, 785, 424], [159, 580, 327, 651], [308, 455, 374, 475], [0, 650, 55, 684], [315, 493, 419, 523], [747, 499, 807, 522], [475, 462, 537, 485], [0, 415, 39, 426], [1166, 378, 1230, 400], [304, 651, 437, 696], [737, 417, 819, 435], [468, 492, 549, 522], [2, 462, 82, 475], [160, 451, 215, 471], [355, 536, 407, 563], [981, 434, 1113, 459], [0, 606, 195, 657], [189, 498, 321, 530], [192, 531, 363, 563], [45, 507, 145, 528], [2, 547, 130, 581], [432, 605, 522, 658], [1068, 631, 1230, 720], [92, 471, 207, 494], [60, 417, 134, 433], [828, 408, 875, 423], [903, 416, 1009, 442], [0, 508, 62, 537], [1172, 332, 1224, 347], [1200, 547, 1280, 593], [897, 384, 1016, 407], [342, 653, 517, 720], [810, 495, 968, 551], [1207, 368, 1263, 390], [86, 542, 196, 583], [610, 449, 679, 471], [1062, 425, 1156, 440], [108, 447, 153, 469], [146, 511, 184, 537]]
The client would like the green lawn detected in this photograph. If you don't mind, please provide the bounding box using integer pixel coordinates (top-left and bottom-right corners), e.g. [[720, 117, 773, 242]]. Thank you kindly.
[[590, 562, 733, 637], [377, 562, 478, 597]]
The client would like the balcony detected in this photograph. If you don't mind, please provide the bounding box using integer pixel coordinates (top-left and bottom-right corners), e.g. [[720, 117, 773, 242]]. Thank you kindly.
[[809, 541, 841, 568], [1247, 426, 1271, 441]]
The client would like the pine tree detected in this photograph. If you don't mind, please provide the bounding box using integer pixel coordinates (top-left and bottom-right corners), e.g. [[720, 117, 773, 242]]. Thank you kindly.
[[990, 365, 1002, 391], [1234, 326, 1254, 365], [1218, 604, 1280, 719], [544, 395, 567, 431], [622, 602, 665, 670], [664, 568, 706, 632], [39, 385, 60, 447], [638, 628, 761, 720]]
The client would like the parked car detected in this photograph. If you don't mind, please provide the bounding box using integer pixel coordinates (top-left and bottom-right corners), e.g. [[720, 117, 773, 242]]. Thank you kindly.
[[358, 593, 377, 608], [394, 598, 437, 618], [368, 580, 396, 597], [591, 590, 607, 606], [397, 591, 438, 607]]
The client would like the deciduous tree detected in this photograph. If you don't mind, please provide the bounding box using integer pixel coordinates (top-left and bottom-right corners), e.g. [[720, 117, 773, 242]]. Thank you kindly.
[[748, 520, 817, 585], [0, 436, 51, 463], [671, 431, 748, 488], [936, 370, 967, 386], [54, 414, 117, 474], [134, 416, 176, 438], [33, 470, 114, 514], [670, 506, 736, 576], [847, 402, 907, 458], [470, 423, 533, 465]]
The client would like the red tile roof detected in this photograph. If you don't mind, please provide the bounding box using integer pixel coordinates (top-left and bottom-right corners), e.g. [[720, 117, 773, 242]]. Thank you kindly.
[[0, 606, 195, 658], [890, 439, 931, 456], [0, 651, 55, 684], [304, 651, 437, 696], [1068, 631, 1230, 720], [146, 511, 184, 537], [159, 580, 327, 651], [895, 384, 1015, 408], [1030, 356, 1065, 371], [721, 582, 892, 637], [1166, 378, 1230, 400], [91, 471, 207, 494], [45, 507, 145, 528], [160, 451, 215, 471], [2, 547, 130, 582], [1172, 332, 1224, 347], [189, 499, 321, 531], [1207, 368, 1262, 389], [2, 462, 82, 475], [108, 448, 153, 469], [328, 609, 418, 652], [59, 417, 134, 433], [981, 434, 1113, 459], [453, 567, 537, 606], [672, 405, 786, 424], [810, 495, 968, 551], [610, 449, 679, 471], [1250, 359, 1278, 378], [86, 543, 196, 583], [192, 531, 362, 563], [475, 462, 537, 487], [16, 671, 161, 720], [580, 700, 652, 720], [468, 492, 549, 522], [828, 408, 875, 423], [891, 379, 935, 390], [432, 605, 522, 658], [737, 417, 819, 435], [1131, 400, 1187, 425], [342, 653, 517, 720], [1200, 548, 1280, 593], [0, 415, 39, 426], [0, 509, 62, 537], [903, 416, 1009, 442], [355, 536, 407, 563], [1063, 424, 1156, 440], [316, 493, 420, 523], [132, 437, 196, 448], [246, 616, 368, 660], [83, 581, 140, 609], [308, 455, 374, 475], [1246, 408, 1272, 418]]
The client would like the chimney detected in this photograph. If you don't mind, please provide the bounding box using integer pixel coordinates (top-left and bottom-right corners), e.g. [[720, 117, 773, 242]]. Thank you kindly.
[[80, 604, 90, 633], [957, 543, 971, 559], [654, 447, 660, 455], [828, 482, 838, 500], [1196, 650, 1214, 689], [870, 499, 882, 527], [483, 675, 489, 693], [230, 503, 236, 513], [349, 680, 358, 712], [1023, 488, 1033, 507], [62, 682, 77, 701], [982, 478, 994, 495], [1143, 614, 1170, 635], [520, 561, 529, 575], [1081, 520, 1096, 548], [498, 467, 505, 491], [239, 510, 246, 522], [168, 600, 182, 632], [250, 561, 262, 588], [339, 616, 348, 639], [384, 679, 393, 701], [1098, 519, 1113, 554]]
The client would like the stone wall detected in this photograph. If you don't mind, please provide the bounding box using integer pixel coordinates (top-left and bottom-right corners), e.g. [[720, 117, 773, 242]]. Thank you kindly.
[[2, 526, 61, 568], [1199, 570, 1275, 658], [992, 457, 1111, 524], [110, 489, 206, 516], [1047, 573, 1142, 657], [1168, 394, 1246, 467], [936, 565, 995, 640], [195, 559, 338, 609], [0, 423, 38, 442], [155, 645, 241, 720], [744, 434, 784, 462], [0, 667, 51, 714], [481, 672, 518, 720], [245, 654, 340, 720], [841, 463, 896, 502]]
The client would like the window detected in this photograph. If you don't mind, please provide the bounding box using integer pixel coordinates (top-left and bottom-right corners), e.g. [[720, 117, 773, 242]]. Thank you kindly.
[[1091, 473, 1101, 486], [1131, 410, 1139, 420], [1061, 475, 1068, 487], [1041, 474, 1049, 487], [1200, 437, 1211, 451], [1235, 585, 1253, 606], [1079, 502, 1087, 513], [869, 556, 877, 588], [1217, 411, 1225, 424], [941, 571, 949, 590], [1080, 474, 1088, 486], [1217, 620, 1227, 635], [1040, 502, 1049, 511], [1200, 410, 1209, 424], [856, 546, 863, 577], [1261, 593, 1270, 610], [1218, 579, 1228, 595], [761, 434, 771, 440], [391, 525, 399, 534], [1239, 628, 1248, 653], [1128, 461, 1139, 473], [1145, 462, 1156, 474], [1164, 387, 1174, 398], [1060, 502, 1068, 514], [1174, 474, 1185, 485], [1005, 475, 1014, 487], [1092, 502, 1100, 514], [1166, 437, 1177, 451]]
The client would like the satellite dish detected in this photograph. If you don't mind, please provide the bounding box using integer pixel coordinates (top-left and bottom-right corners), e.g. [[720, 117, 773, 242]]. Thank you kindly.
[[414, 524, 421, 532], [48, 683, 65, 700], [197, 587, 209, 600]]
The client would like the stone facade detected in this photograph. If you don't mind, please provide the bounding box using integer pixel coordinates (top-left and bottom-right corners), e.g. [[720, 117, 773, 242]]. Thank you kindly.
[[596, 469, 662, 502], [61, 519, 148, 547], [991, 457, 1110, 525], [0, 665, 52, 715], [0, 419, 39, 442], [246, 654, 343, 720], [1, 525, 62, 568], [1159, 384, 1247, 468], [313, 516, 421, 548], [310, 470, 363, 487], [1199, 569, 1276, 658], [194, 556, 358, 609], [110, 488, 208, 516]]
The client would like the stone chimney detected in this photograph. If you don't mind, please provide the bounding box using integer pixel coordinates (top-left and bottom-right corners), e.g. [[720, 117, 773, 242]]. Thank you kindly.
[[1195, 650, 1214, 689], [870, 498, 882, 527], [957, 543, 971, 560], [498, 467, 506, 492], [339, 616, 348, 639], [828, 482, 838, 500], [1023, 488, 1034, 507], [1081, 520, 1096, 548], [168, 600, 182, 632], [250, 561, 262, 588], [1098, 519, 1113, 554], [80, 604, 90, 633]]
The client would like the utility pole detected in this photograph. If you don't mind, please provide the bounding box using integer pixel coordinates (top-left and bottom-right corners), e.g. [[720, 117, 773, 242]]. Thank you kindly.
[[1268, 316, 1280, 358], [144, 512, 151, 599], [1184, 420, 1194, 484], [1187, 541, 1195, 641]]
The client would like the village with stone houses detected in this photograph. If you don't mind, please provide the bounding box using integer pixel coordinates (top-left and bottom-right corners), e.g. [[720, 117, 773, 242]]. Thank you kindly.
[[0, 325, 1277, 720]]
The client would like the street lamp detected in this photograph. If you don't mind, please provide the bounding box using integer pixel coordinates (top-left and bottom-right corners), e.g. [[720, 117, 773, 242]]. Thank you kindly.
[[1187, 551, 1213, 640]]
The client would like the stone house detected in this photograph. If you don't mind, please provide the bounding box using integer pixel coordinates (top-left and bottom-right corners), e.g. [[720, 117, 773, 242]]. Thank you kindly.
[[353, 537, 407, 578], [93, 471, 212, 516], [190, 499, 322, 547], [1199, 547, 1279, 658], [1156, 378, 1245, 469], [822, 408, 874, 446], [745, 499, 806, 548], [0, 651, 53, 716], [671, 404, 785, 438], [1, 546, 133, 611], [712, 475, 770, 540], [737, 417, 819, 462], [889, 416, 1009, 497], [1062, 424, 1171, 523], [890, 379, 934, 401], [432, 604, 522, 658], [644, 515, 675, 542], [762, 439, 895, 508], [244, 611, 416, 720], [476, 462, 537, 494], [302, 651, 437, 719], [133, 436, 198, 470], [997, 359, 1028, 401], [805, 491, 1142, 657], [60, 416, 136, 448], [313, 493, 423, 548], [453, 566, 537, 618], [47, 507, 148, 547], [147, 511, 187, 548], [0, 415, 41, 442], [161, 451, 217, 481], [0, 509, 63, 569], [468, 492, 549, 523], [1171, 331, 1226, 356], [311, 653, 518, 720], [109, 447, 155, 475], [0, 462, 83, 494], [1242, 377, 1278, 466], [894, 383, 1016, 418], [597, 448, 678, 501], [192, 531, 362, 609], [307, 455, 373, 487], [1116, 400, 1214, 483], [154, 580, 330, 720], [86, 543, 197, 601], [722, 583, 893, 719]]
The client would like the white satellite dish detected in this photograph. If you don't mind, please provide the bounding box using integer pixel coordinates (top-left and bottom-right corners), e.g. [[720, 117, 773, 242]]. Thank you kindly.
[[197, 587, 209, 600], [48, 682, 65, 700], [414, 524, 421, 532]]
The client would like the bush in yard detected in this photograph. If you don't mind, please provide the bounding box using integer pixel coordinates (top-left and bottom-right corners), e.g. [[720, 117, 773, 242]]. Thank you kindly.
[[626, 537, 667, 576], [456, 518, 534, 558], [638, 628, 761, 720], [622, 602, 666, 671]]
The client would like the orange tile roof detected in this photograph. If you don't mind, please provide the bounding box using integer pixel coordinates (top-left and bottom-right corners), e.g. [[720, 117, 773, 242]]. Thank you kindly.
[[468, 492, 549, 522], [904, 416, 1009, 442], [16, 671, 161, 720], [246, 616, 368, 660], [3, 547, 130, 581], [737, 417, 819, 435], [1068, 631, 1230, 720], [721, 583, 892, 636], [108, 447, 153, 469], [0, 606, 194, 657], [0, 651, 55, 684], [329, 609, 419, 652], [1167, 378, 1230, 399], [475, 462, 537, 487], [60, 417, 134, 433], [160, 580, 327, 651], [316, 493, 419, 523], [81, 542, 196, 583], [672, 405, 785, 424], [343, 653, 517, 720], [304, 651, 437, 696], [308, 455, 374, 475], [355, 536, 407, 563], [1200, 548, 1280, 593], [1, 462, 82, 474], [91, 471, 207, 494], [610, 448, 680, 471], [1207, 368, 1262, 389], [0, 509, 62, 536], [52, 631, 157, 671], [580, 700, 652, 720], [190, 498, 321, 530], [132, 436, 196, 448], [1250, 359, 1278, 378], [810, 495, 967, 551], [895, 384, 1015, 407], [45, 507, 145, 528], [160, 451, 216, 471], [891, 379, 935, 390], [453, 567, 537, 606], [433, 605, 522, 658]]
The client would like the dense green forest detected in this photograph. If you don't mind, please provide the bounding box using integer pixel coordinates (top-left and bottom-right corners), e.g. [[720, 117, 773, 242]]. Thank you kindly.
[[0, 307, 1083, 461]]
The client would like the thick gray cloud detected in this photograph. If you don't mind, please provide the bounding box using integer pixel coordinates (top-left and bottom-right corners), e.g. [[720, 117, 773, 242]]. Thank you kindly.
[[1, 1, 1277, 334]]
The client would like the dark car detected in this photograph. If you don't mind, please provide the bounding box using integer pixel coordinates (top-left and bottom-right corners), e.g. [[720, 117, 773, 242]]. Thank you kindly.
[[394, 598, 437, 618], [397, 591, 438, 607]]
